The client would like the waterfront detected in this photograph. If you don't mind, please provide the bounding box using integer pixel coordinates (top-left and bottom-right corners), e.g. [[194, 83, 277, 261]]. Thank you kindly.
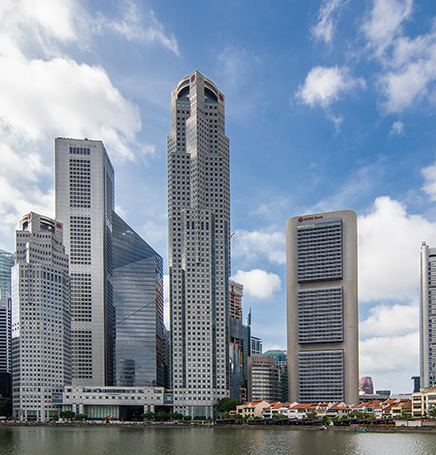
[[1, 426, 436, 455]]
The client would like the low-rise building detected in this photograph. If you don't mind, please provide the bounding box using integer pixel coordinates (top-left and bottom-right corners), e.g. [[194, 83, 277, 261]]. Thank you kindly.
[[236, 400, 270, 419]]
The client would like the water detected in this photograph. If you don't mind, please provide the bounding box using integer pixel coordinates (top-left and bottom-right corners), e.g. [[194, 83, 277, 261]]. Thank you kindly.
[[0, 426, 436, 455]]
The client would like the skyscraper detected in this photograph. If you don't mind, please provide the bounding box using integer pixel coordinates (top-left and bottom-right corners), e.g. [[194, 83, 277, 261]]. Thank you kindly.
[[0, 249, 13, 397], [229, 280, 244, 400], [286, 210, 359, 404], [11, 213, 71, 421], [55, 137, 115, 386], [420, 242, 436, 389], [167, 70, 230, 418], [112, 212, 165, 387]]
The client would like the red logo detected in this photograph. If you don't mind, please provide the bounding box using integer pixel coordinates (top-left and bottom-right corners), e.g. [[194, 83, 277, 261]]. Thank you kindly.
[[298, 215, 324, 223], [56, 223, 62, 229], [191, 74, 195, 82], [219, 93, 224, 101]]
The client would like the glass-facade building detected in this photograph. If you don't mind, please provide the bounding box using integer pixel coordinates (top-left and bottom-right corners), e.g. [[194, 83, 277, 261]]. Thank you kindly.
[[113, 212, 165, 387]]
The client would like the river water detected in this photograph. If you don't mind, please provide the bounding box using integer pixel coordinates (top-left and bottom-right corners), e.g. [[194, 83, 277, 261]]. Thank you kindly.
[[1, 426, 436, 455]]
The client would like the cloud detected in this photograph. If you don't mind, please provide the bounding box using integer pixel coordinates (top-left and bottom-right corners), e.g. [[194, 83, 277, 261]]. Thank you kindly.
[[389, 120, 404, 136], [311, 0, 348, 44], [362, 0, 413, 57], [421, 157, 436, 201], [360, 303, 417, 338], [296, 66, 365, 108], [233, 230, 286, 265], [96, 1, 179, 55], [359, 332, 418, 377], [231, 269, 281, 299], [358, 196, 436, 302]]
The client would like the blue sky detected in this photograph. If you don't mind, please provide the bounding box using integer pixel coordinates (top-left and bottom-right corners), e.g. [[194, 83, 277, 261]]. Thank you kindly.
[[1, 0, 436, 394]]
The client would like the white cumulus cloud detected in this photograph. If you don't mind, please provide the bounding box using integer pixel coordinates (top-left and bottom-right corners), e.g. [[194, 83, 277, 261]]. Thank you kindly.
[[233, 230, 286, 265], [296, 66, 365, 108], [389, 120, 404, 136], [232, 269, 281, 299], [358, 196, 436, 302]]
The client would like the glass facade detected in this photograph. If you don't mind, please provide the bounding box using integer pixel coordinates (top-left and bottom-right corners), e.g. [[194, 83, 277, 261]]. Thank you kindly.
[[112, 212, 164, 387]]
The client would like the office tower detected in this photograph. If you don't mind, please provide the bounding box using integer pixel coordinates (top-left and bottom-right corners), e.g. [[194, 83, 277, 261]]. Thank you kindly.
[[0, 250, 13, 397], [11, 212, 71, 421], [241, 311, 252, 402], [167, 70, 230, 418], [264, 349, 288, 402], [286, 210, 359, 404], [248, 354, 281, 402], [229, 280, 244, 400], [112, 212, 165, 387], [420, 242, 436, 389], [251, 336, 263, 355], [359, 376, 374, 395], [55, 137, 115, 386]]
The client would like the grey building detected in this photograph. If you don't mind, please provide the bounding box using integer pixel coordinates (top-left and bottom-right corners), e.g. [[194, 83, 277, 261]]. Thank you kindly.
[[248, 354, 281, 402], [420, 242, 436, 389], [251, 336, 262, 355], [286, 210, 359, 404], [167, 70, 230, 418], [55, 137, 115, 386], [229, 280, 244, 401], [11, 213, 71, 421], [112, 212, 165, 387]]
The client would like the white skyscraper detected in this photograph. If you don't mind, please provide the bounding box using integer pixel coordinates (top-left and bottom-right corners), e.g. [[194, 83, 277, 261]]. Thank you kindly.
[[55, 138, 115, 386], [11, 212, 71, 421], [286, 210, 359, 405], [420, 242, 436, 389], [167, 70, 230, 418]]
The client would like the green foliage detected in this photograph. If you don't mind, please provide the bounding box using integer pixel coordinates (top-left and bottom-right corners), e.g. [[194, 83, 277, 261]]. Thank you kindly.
[[306, 411, 317, 419], [216, 398, 241, 414], [59, 411, 76, 420], [75, 414, 87, 421], [156, 411, 170, 421], [428, 406, 436, 418], [141, 411, 155, 421]]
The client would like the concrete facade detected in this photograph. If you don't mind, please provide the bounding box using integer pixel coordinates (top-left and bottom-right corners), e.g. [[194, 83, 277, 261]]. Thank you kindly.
[[286, 210, 359, 405], [167, 71, 230, 418]]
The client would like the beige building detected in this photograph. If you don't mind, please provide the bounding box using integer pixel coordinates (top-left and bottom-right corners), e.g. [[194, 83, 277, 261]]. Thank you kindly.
[[236, 400, 270, 419], [248, 354, 281, 402], [412, 387, 436, 417], [286, 210, 359, 405]]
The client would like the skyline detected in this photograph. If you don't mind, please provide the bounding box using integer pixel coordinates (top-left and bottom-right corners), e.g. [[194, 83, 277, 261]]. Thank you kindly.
[[1, 0, 436, 393]]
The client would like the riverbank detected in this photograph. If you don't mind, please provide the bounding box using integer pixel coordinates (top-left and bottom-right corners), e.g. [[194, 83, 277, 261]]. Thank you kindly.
[[2, 421, 436, 434]]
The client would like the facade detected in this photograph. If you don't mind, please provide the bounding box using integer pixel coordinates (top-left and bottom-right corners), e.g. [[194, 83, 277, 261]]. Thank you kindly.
[[0, 249, 13, 397], [286, 210, 359, 404], [11, 212, 71, 421], [264, 349, 288, 402], [55, 137, 115, 386], [247, 354, 281, 402], [229, 280, 244, 401], [112, 212, 165, 387], [420, 242, 436, 389], [61, 385, 167, 420], [167, 70, 230, 418], [251, 336, 263, 355], [241, 311, 252, 402]]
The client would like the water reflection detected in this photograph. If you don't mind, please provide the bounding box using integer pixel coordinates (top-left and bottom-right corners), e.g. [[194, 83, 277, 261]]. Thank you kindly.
[[1, 426, 436, 455]]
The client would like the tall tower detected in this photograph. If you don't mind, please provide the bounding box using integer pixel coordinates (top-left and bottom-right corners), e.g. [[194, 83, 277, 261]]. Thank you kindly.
[[286, 210, 359, 405], [420, 242, 436, 389], [112, 212, 165, 387], [55, 138, 115, 386], [11, 213, 70, 421], [167, 70, 230, 418]]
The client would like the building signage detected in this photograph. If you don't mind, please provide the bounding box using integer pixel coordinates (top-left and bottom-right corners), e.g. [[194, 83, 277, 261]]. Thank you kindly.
[[298, 215, 324, 222]]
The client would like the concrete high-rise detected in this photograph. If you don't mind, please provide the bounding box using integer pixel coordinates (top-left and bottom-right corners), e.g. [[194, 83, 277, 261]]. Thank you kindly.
[[55, 138, 115, 386], [229, 280, 244, 400], [286, 210, 359, 404], [11, 213, 71, 421], [112, 212, 165, 387], [420, 242, 436, 389], [167, 70, 230, 418]]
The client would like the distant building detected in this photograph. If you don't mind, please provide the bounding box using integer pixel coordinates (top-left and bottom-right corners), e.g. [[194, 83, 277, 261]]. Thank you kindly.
[[0, 249, 13, 398], [412, 376, 421, 394], [287, 210, 359, 404], [248, 354, 281, 402], [359, 376, 374, 395], [112, 212, 165, 387], [264, 349, 288, 402], [251, 336, 262, 355], [229, 280, 244, 401], [241, 311, 252, 402], [55, 137, 115, 386], [420, 242, 436, 388], [11, 213, 71, 421]]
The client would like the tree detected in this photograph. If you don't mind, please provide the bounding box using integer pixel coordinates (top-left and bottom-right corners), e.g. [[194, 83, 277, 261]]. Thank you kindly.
[[75, 414, 87, 421], [216, 398, 241, 414], [141, 411, 155, 421], [428, 405, 436, 418], [60, 411, 76, 421]]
